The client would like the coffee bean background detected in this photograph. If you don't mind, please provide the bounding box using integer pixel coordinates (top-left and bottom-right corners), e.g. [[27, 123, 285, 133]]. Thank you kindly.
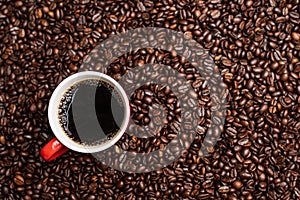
[[0, 0, 299, 199]]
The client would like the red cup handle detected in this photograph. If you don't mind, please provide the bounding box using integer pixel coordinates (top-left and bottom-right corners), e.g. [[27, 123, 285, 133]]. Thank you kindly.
[[40, 138, 69, 161]]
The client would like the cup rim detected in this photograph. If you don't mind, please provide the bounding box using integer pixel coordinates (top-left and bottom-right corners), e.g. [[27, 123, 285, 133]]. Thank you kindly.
[[48, 71, 130, 153]]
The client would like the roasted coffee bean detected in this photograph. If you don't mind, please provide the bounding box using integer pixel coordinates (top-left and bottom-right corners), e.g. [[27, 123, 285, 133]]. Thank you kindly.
[[210, 10, 221, 19], [233, 180, 243, 190], [292, 32, 300, 41], [14, 175, 24, 186]]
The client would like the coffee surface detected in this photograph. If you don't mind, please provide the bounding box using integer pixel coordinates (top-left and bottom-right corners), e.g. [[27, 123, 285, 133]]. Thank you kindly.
[[58, 79, 125, 146]]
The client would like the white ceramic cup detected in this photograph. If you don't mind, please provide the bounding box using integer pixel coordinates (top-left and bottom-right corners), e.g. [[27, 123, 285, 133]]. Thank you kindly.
[[40, 71, 130, 161]]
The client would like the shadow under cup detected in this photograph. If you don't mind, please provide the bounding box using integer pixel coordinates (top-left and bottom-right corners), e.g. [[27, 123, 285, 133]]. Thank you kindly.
[[41, 72, 130, 161]]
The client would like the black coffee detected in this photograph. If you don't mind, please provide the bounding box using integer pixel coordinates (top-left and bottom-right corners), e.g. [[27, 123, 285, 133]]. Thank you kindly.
[[58, 79, 125, 146]]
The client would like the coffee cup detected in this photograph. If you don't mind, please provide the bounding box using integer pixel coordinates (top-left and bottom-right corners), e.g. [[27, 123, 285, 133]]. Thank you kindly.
[[40, 71, 130, 161]]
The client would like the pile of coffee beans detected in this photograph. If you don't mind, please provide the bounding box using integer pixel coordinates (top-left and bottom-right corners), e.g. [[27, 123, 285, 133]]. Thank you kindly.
[[0, 0, 299, 199]]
